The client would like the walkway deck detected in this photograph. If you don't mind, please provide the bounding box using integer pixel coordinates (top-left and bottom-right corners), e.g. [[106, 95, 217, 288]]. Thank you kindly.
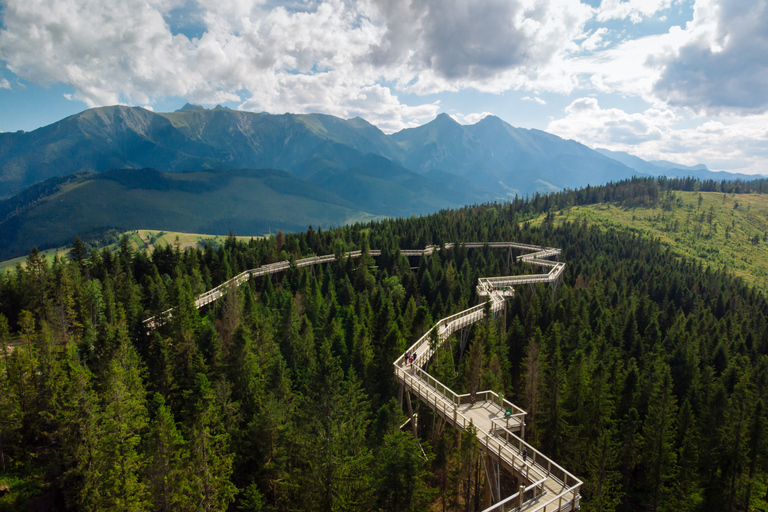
[[142, 241, 581, 511], [393, 243, 580, 512]]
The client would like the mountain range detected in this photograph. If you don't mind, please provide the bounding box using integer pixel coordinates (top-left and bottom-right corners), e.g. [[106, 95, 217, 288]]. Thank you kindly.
[[0, 104, 642, 199], [0, 104, 761, 259]]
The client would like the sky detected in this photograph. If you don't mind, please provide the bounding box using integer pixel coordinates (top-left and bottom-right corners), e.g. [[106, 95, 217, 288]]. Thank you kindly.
[[0, 0, 766, 174]]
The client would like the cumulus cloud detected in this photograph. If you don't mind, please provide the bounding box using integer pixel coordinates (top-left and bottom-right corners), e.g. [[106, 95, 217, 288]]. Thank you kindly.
[[653, 0, 768, 115], [522, 96, 547, 105], [596, 0, 676, 23], [580, 27, 610, 51], [0, 77, 10, 89], [548, 97, 768, 173], [457, 111, 493, 124], [370, 0, 591, 83], [549, 97, 670, 145], [0, 0, 593, 129]]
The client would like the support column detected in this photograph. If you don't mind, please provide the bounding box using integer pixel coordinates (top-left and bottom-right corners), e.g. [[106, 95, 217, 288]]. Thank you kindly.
[[432, 416, 445, 444], [405, 390, 418, 439], [496, 460, 502, 512], [483, 453, 495, 506]]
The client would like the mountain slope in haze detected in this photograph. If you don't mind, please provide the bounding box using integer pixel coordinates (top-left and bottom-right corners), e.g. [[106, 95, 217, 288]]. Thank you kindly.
[[304, 153, 491, 216], [595, 148, 764, 181], [0, 168, 381, 260], [1, 106, 644, 201], [392, 113, 641, 194], [0, 105, 401, 198], [3, 104, 750, 207], [0, 157, 487, 259]]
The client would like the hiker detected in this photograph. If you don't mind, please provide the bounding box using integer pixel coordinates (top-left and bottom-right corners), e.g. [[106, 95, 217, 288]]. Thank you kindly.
[[522, 448, 528, 462], [404, 351, 409, 365], [410, 353, 416, 366]]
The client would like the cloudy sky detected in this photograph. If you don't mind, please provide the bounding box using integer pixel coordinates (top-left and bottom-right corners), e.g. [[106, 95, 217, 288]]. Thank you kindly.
[[0, 0, 766, 174]]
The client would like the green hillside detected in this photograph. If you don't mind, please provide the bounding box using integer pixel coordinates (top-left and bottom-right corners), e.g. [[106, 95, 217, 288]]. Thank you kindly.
[[0, 167, 379, 260], [0, 230, 260, 274], [530, 189, 768, 290], [4, 190, 768, 511]]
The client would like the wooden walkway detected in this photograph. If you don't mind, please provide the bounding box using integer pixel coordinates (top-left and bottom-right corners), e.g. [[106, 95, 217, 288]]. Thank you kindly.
[[141, 241, 581, 511], [393, 244, 580, 512]]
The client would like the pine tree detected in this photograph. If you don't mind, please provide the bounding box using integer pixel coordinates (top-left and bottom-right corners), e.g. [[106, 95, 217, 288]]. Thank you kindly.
[[145, 393, 190, 512], [186, 373, 237, 512], [0, 314, 19, 471], [81, 334, 150, 511], [639, 361, 678, 512], [289, 340, 373, 511]]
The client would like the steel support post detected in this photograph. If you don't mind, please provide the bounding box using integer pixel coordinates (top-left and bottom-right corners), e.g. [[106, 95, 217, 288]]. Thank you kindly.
[[405, 391, 418, 439]]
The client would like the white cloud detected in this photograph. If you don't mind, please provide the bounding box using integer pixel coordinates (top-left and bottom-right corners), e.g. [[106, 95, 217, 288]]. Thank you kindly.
[[547, 97, 768, 173], [653, 0, 768, 115], [596, 0, 676, 23], [522, 96, 547, 105], [569, 25, 691, 101], [580, 27, 609, 51], [549, 97, 670, 145], [0, 0, 594, 130], [0, 77, 10, 89], [457, 111, 493, 124]]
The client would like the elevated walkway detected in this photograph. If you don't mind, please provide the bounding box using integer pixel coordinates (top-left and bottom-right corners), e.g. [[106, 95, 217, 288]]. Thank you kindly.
[[141, 241, 581, 510], [394, 245, 580, 511]]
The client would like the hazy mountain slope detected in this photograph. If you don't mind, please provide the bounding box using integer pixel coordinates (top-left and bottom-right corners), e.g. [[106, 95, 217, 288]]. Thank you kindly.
[[0, 168, 380, 260], [0, 106, 220, 197], [156, 107, 397, 173], [305, 153, 491, 216], [1, 105, 734, 203], [0, 106, 400, 198], [391, 114, 639, 195], [593, 148, 663, 176], [595, 147, 763, 181]]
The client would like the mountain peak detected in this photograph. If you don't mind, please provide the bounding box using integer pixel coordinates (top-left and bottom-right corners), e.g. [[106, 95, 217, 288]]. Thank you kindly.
[[434, 112, 458, 123], [176, 103, 205, 112], [473, 114, 505, 127]]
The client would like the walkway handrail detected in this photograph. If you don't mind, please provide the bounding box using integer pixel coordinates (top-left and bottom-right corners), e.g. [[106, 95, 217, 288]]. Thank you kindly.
[[141, 240, 580, 510], [144, 241, 560, 329], [390, 243, 580, 512]]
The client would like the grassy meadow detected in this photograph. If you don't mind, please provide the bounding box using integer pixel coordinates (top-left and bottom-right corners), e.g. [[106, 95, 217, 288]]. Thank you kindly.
[[530, 190, 768, 290], [0, 229, 262, 274]]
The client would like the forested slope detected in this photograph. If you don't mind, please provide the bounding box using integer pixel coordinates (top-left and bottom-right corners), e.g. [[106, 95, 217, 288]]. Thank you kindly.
[[2, 187, 768, 511]]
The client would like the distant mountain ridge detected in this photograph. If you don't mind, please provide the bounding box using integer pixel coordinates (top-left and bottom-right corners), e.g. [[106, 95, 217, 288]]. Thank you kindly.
[[2, 105, 761, 259], [2, 105, 753, 203], [594, 148, 762, 182], [0, 105, 649, 201]]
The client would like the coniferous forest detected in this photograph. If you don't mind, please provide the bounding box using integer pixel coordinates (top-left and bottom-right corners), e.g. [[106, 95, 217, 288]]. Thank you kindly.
[[3, 178, 768, 511]]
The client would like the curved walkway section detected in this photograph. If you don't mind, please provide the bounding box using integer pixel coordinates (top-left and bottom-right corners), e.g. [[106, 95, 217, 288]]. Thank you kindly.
[[395, 244, 580, 512], [142, 242, 581, 511]]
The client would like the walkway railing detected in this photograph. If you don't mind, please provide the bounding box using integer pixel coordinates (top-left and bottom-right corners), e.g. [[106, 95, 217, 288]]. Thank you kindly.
[[140, 240, 580, 511]]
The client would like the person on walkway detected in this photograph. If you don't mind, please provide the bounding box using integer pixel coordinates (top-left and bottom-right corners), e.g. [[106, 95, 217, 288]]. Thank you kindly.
[[522, 448, 528, 463], [404, 352, 409, 365]]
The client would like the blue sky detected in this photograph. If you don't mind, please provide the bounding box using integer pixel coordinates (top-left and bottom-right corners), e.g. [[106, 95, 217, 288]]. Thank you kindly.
[[1, 0, 766, 174]]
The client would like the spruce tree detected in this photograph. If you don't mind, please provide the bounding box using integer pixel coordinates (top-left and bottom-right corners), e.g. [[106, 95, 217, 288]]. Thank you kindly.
[[639, 361, 678, 512]]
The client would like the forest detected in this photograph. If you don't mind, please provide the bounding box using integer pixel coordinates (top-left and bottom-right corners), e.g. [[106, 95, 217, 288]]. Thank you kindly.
[[2, 176, 768, 511]]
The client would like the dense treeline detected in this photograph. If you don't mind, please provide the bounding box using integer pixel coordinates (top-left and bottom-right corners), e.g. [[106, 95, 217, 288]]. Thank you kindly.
[[2, 184, 768, 511], [510, 175, 768, 218]]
